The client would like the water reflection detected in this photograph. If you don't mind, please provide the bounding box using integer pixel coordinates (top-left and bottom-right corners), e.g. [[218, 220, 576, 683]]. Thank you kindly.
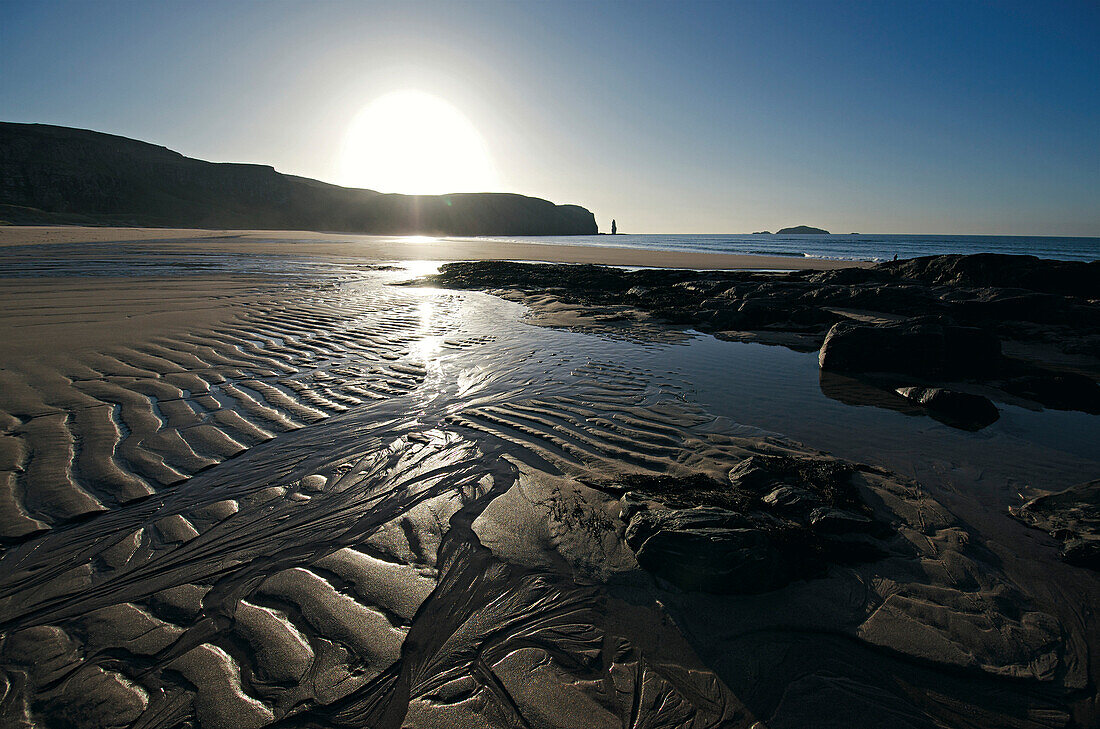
[[661, 333, 1100, 502]]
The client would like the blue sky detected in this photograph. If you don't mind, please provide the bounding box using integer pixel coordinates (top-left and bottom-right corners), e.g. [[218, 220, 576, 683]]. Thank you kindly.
[[2, 0, 1098, 234]]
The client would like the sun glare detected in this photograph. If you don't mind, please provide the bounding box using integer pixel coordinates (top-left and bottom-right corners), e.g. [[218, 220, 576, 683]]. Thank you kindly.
[[339, 90, 499, 195]]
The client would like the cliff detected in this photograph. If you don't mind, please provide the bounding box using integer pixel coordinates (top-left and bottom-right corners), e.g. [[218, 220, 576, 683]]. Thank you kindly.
[[0, 122, 597, 235]]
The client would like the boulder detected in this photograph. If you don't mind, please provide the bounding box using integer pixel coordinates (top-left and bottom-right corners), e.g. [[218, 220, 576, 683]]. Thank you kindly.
[[818, 317, 1002, 378], [894, 386, 1000, 430]]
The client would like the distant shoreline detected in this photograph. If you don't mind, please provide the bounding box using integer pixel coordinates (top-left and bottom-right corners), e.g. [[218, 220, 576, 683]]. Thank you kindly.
[[0, 226, 866, 271]]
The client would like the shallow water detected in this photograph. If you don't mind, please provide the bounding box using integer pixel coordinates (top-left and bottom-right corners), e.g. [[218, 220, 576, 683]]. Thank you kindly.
[[670, 334, 1100, 494]]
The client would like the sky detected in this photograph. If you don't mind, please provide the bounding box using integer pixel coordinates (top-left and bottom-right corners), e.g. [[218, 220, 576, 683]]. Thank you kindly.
[[2, 0, 1098, 235]]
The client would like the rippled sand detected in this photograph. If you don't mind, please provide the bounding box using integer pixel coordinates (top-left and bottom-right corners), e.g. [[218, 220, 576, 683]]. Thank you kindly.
[[0, 235, 1096, 728]]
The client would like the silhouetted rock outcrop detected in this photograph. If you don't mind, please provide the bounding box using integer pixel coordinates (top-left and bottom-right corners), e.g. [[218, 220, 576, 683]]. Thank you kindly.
[[0, 122, 597, 235], [776, 225, 829, 234]]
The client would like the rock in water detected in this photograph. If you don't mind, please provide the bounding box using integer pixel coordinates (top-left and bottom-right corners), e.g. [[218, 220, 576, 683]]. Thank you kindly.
[[894, 386, 1000, 430], [818, 316, 1002, 378]]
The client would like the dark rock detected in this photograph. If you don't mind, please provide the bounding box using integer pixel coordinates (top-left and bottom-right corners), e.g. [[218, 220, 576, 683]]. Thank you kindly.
[[1062, 539, 1100, 570], [727, 454, 865, 512], [624, 507, 790, 594], [803, 267, 890, 286], [894, 386, 1000, 430], [603, 454, 888, 594], [877, 253, 1100, 298], [808, 506, 875, 534], [1010, 479, 1100, 571], [0, 122, 597, 235], [776, 225, 830, 235], [819, 317, 1002, 378], [949, 290, 1071, 324], [762, 485, 822, 511], [999, 373, 1100, 414]]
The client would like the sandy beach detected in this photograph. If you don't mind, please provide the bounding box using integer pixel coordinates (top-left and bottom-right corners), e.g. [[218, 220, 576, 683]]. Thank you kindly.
[[0, 229, 1096, 729], [0, 225, 868, 270]]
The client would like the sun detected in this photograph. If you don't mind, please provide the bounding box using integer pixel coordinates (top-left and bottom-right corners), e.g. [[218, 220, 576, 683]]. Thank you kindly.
[[338, 90, 500, 195]]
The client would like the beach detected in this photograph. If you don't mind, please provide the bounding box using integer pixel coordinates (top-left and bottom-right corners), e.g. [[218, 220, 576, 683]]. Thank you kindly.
[[0, 228, 1097, 728], [0, 226, 868, 270]]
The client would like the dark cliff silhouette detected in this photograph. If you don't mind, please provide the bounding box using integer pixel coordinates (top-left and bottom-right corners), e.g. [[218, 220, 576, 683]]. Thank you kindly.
[[0, 122, 598, 235]]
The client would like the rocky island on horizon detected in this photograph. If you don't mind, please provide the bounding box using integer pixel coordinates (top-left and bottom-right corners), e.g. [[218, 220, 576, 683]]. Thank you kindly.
[[776, 225, 830, 234]]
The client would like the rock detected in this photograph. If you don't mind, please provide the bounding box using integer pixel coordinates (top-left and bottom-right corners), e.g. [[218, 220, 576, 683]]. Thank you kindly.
[[762, 485, 821, 511], [776, 225, 830, 235], [727, 454, 866, 512], [878, 253, 1100, 298], [625, 507, 790, 594], [607, 454, 887, 594], [999, 372, 1100, 414], [298, 474, 328, 492], [819, 317, 1002, 378], [894, 386, 1000, 430], [808, 506, 875, 534], [1010, 479, 1100, 570], [1063, 539, 1100, 570]]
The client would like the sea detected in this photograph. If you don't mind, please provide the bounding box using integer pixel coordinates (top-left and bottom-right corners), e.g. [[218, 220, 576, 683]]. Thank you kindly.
[[465, 233, 1100, 263]]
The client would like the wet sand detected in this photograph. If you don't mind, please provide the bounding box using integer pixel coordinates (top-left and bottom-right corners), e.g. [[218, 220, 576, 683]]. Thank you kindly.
[[0, 233, 1096, 729]]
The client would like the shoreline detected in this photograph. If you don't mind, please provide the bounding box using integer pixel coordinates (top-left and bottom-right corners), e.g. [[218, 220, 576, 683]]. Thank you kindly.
[[0, 226, 868, 271]]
